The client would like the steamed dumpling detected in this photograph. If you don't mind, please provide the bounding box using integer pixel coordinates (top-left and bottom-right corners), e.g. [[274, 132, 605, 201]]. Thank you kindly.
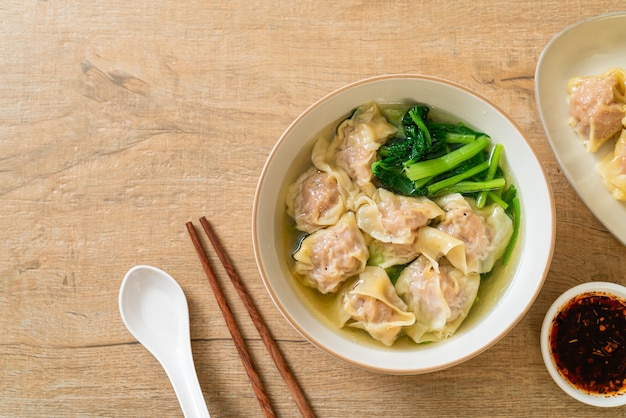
[[330, 102, 397, 194], [310, 132, 361, 210], [339, 266, 416, 346], [435, 193, 513, 274], [395, 256, 480, 343], [286, 167, 346, 233], [355, 188, 444, 244], [293, 212, 369, 294], [568, 68, 626, 152]]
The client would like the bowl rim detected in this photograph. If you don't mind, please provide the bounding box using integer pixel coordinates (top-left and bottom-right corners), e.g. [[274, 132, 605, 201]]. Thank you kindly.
[[540, 281, 626, 407], [253, 73, 556, 374]]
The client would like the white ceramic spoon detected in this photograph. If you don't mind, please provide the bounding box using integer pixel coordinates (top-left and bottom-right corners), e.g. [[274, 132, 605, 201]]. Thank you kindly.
[[119, 265, 210, 418]]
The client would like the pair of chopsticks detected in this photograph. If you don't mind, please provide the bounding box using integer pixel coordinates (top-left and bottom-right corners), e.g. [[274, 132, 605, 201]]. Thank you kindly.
[[186, 217, 315, 418]]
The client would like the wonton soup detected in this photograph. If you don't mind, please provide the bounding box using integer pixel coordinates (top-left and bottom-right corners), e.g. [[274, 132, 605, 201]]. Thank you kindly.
[[283, 101, 519, 347]]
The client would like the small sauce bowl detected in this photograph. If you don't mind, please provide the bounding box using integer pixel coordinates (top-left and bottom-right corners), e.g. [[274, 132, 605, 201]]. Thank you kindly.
[[541, 281, 626, 407]]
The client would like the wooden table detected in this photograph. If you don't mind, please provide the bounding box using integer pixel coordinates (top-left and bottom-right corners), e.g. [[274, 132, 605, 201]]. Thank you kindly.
[[2, 1, 625, 417]]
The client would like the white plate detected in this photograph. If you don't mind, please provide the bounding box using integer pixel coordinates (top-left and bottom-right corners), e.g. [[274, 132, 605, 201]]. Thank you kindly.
[[535, 12, 626, 245]]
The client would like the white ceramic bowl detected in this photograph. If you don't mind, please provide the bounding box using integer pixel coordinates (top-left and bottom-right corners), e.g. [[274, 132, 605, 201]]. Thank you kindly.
[[253, 74, 555, 374], [541, 282, 626, 407]]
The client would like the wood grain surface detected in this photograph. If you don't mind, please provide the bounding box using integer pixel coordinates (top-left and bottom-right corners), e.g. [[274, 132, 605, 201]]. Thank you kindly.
[[2, 1, 626, 417]]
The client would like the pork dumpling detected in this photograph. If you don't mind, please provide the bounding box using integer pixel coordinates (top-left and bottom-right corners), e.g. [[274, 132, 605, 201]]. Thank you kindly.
[[597, 129, 626, 201], [338, 266, 416, 346], [435, 193, 513, 274], [293, 212, 369, 294], [286, 167, 347, 233], [310, 133, 362, 211], [355, 188, 444, 244], [366, 236, 419, 269], [568, 68, 626, 152], [329, 102, 397, 193], [395, 256, 480, 343]]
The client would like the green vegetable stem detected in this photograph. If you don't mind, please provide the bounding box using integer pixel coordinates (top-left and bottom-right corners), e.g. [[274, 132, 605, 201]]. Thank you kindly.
[[372, 103, 513, 211]]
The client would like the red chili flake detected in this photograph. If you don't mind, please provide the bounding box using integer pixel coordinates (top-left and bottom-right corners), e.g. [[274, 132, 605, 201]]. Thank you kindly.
[[549, 292, 626, 396]]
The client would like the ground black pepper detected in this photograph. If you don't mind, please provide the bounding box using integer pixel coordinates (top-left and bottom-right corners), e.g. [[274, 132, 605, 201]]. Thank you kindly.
[[549, 292, 626, 396]]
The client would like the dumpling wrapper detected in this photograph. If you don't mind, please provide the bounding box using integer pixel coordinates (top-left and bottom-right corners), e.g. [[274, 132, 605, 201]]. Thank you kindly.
[[436, 193, 513, 274], [416, 226, 467, 274], [293, 212, 369, 294], [395, 256, 480, 344], [286, 167, 347, 233], [366, 235, 419, 269], [322, 102, 397, 196], [356, 188, 444, 244], [567, 68, 626, 152], [339, 266, 415, 346], [311, 131, 361, 210]]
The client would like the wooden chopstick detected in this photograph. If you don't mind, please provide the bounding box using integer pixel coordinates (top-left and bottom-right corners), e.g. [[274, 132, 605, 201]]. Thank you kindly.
[[187, 217, 316, 418], [197, 217, 315, 418], [186, 221, 276, 418]]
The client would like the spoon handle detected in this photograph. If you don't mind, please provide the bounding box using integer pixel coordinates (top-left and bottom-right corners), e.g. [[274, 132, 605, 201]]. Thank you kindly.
[[161, 344, 211, 418]]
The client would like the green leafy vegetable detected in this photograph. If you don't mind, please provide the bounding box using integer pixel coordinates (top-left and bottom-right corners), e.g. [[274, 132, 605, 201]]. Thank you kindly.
[[385, 264, 408, 285], [429, 178, 506, 197], [501, 185, 520, 265], [372, 103, 515, 215], [407, 105, 432, 149], [429, 122, 485, 145], [404, 135, 490, 181], [371, 159, 417, 196], [476, 143, 504, 208], [426, 161, 490, 195], [378, 105, 434, 166]]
